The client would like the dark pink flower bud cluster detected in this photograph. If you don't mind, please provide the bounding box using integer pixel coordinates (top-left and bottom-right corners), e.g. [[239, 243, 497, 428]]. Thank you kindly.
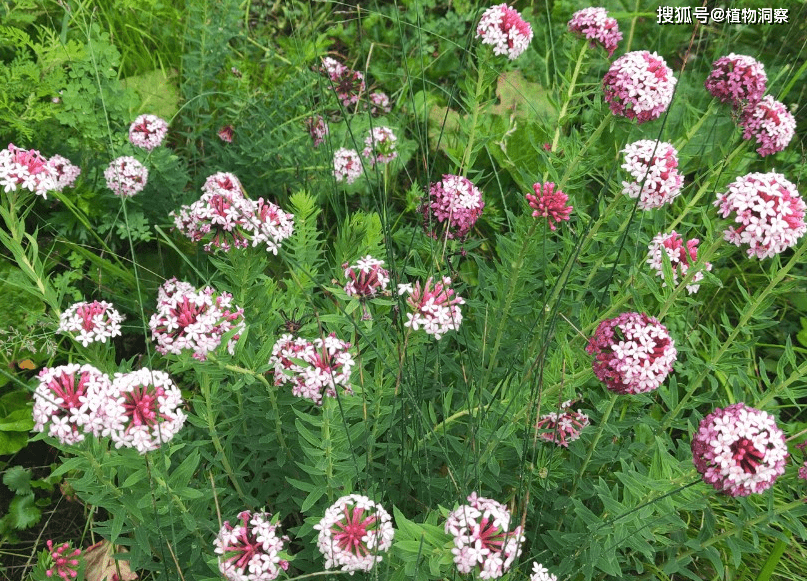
[[692, 403, 788, 496], [567, 7, 622, 57], [587, 312, 677, 394], [445, 492, 525, 578], [646, 231, 712, 294], [476, 3, 534, 61], [526, 182, 573, 230], [714, 171, 806, 259], [46, 155, 81, 192], [343, 255, 390, 298], [535, 399, 590, 447], [602, 51, 677, 123], [398, 276, 465, 340], [214, 510, 290, 581], [704, 54, 767, 110], [0, 143, 58, 199], [621, 140, 683, 210], [738, 96, 796, 157], [104, 156, 148, 198], [58, 300, 124, 347], [149, 278, 245, 361], [318, 57, 365, 108], [306, 115, 329, 147], [128, 114, 169, 151], [44, 540, 82, 580], [421, 174, 485, 240], [218, 125, 234, 143]]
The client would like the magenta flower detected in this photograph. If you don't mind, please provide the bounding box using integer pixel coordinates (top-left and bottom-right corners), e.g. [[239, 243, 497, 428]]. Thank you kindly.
[[319, 57, 365, 108], [421, 174, 485, 240], [104, 156, 148, 198], [306, 115, 329, 147], [218, 125, 234, 143], [646, 231, 712, 294], [476, 4, 534, 60], [368, 91, 392, 116], [399, 276, 465, 340], [738, 96, 796, 157], [530, 563, 559, 581], [149, 278, 245, 361], [445, 492, 525, 579], [526, 182, 573, 230], [692, 403, 788, 496], [33, 364, 113, 445], [621, 140, 683, 210], [44, 540, 82, 580], [714, 171, 806, 259], [567, 7, 622, 57], [269, 333, 355, 405], [587, 312, 677, 394], [128, 114, 169, 151], [333, 148, 363, 184], [107, 368, 186, 453], [214, 510, 290, 581], [602, 51, 677, 123], [343, 255, 390, 298], [314, 494, 395, 573], [704, 54, 767, 110], [46, 155, 81, 192], [535, 399, 590, 447], [362, 126, 398, 166], [0, 143, 58, 199], [58, 300, 124, 347]]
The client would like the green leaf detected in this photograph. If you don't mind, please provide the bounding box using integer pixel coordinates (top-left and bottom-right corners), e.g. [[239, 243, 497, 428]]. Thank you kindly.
[[121, 68, 180, 120], [8, 493, 40, 529], [3, 465, 33, 494]]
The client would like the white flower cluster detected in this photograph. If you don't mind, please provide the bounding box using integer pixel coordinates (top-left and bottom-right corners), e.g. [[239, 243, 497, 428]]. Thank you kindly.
[[362, 126, 398, 166], [646, 231, 712, 294], [214, 510, 289, 581], [104, 155, 149, 197], [621, 140, 683, 210], [0, 143, 58, 199], [476, 4, 534, 60], [399, 276, 465, 340], [47, 154, 82, 192], [343, 255, 390, 298], [58, 300, 124, 347], [128, 114, 169, 151], [530, 562, 559, 581], [333, 147, 363, 184]]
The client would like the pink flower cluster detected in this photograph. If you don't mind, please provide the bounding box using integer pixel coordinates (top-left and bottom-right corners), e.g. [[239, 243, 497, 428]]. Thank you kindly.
[[47, 155, 81, 192], [362, 126, 398, 166], [58, 300, 124, 347], [738, 96, 796, 157], [218, 125, 234, 143], [621, 140, 683, 210], [171, 172, 294, 253], [398, 276, 465, 340], [343, 255, 390, 298], [530, 562, 559, 581], [692, 403, 788, 496], [306, 115, 329, 147], [319, 57, 366, 108], [602, 51, 677, 123], [44, 540, 82, 580], [535, 399, 590, 447], [268, 333, 355, 405], [646, 231, 712, 294], [333, 148, 363, 184], [33, 364, 186, 453], [0, 143, 58, 199], [714, 171, 806, 259], [421, 174, 485, 240], [587, 312, 677, 394], [476, 4, 534, 61], [128, 114, 169, 151], [104, 156, 149, 197], [368, 91, 392, 116], [704, 54, 767, 110], [445, 492, 525, 579], [314, 494, 395, 574], [149, 278, 245, 361], [526, 182, 573, 230], [214, 510, 290, 581], [567, 7, 622, 57]]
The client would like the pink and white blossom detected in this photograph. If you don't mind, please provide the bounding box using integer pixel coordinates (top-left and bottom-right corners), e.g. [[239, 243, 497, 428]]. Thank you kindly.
[[738, 96, 796, 157], [476, 4, 534, 60], [646, 231, 712, 294], [128, 114, 169, 151], [0, 143, 58, 199], [214, 510, 290, 581], [46, 155, 81, 192], [361, 126, 398, 166], [333, 148, 363, 184], [535, 399, 590, 447], [621, 140, 683, 210], [400, 276, 465, 340], [58, 300, 124, 347], [104, 156, 148, 198], [343, 255, 390, 298], [704, 54, 767, 110], [567, 7, 622, 57], [602, 51, 677, 123], [421, 174, 484, 240]]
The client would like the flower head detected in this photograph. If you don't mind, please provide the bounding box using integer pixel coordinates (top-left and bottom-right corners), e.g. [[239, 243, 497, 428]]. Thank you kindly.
[[319, 57, 365, 108], [704, 54, 767, 110], [104, 156, 148, 197], [621, 140, 684, 210], [603, 51, 677, 123], [343, 255, 390, 298], [314, 494, 394, 574], [445, 492, 524, 579], [106, 368, 186, 453], [692, 403, 788, 496], [149, 278, 245, 361], [44, 540, 82, 580], [306, 115, 329, 147], [526, 182, 573, 230], [530, 562, 559, 581], [368, 92, 392, 116], [476, 4, 534, 60], [214, 510, 290, 581], [269, 333, 355, 405], [218, 125, 234, 143], [535, 399, 590, 447], [333, 148, 363, 184], [362, 126, 398, 166], [586, 312, 677, 394], [58, 300, 124, 347], [567, 7, 622, 57], [714, 171, 806, 259], [400, 276, 465, 340], [128, 114, 169, 151], [33, 364, 113, 445], [0, 143, 58, 199], [646, 231, 712, 294], [738, 96, 796, 157], [46, 155, 81, 192], [421, 174, 485, 240]]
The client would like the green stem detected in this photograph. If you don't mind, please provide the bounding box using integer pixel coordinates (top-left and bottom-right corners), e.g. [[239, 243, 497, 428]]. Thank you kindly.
[[566, 394, 617, 505], [558, 112, 613, 190], [656, 236, 724, 320], [549, 43, 588, 158], [460, 49, 489, 175], [199, 373, 246, 499]]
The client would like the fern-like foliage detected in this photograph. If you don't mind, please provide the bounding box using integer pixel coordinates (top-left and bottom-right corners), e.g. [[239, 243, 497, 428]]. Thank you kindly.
[[283, 190, 323, 296]]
